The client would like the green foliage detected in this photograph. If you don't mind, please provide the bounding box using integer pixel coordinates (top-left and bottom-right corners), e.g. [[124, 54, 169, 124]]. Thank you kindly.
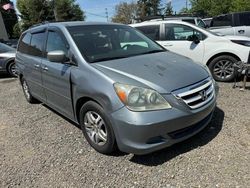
[[164, 2, 173, 16], [12, 22, 21, 38], [16, 0, 85, 31], [137, 0, 161, 19], [0, 0, 18, 38], [190, 0, 250, 17], [17, 0, 53, 30], [112, 2, 137, 24], [54, 0, 85, 21]]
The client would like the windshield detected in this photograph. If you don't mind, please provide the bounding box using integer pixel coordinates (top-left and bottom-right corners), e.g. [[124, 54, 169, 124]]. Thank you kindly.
[[0, 42, 15, 53], [67, 25, 165, 63]]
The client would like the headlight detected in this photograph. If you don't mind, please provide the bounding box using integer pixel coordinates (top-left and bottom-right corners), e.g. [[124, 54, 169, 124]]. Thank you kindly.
[[231, 40, 250, 47], [114, 83, 171, 111]]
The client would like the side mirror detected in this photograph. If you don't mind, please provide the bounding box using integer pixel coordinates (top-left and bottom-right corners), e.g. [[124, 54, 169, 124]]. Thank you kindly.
[[47, 50, 67, 63], [187, 35, 200, 44]]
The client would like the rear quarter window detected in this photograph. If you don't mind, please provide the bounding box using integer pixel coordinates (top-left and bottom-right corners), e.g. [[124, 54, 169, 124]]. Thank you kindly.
[[18, 33, 31, 54], [211, 15, 233, 27], [239, 12, 250, 26], [135, 25, 160, 41]]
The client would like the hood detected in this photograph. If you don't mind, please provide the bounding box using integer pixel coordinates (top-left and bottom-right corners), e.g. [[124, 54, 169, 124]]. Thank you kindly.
[[92, 52, 209, 93], [222, 35, 250, 41]]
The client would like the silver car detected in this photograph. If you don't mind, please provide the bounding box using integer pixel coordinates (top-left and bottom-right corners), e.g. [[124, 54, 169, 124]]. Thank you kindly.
[[0, 42, 16, 76], [16, 22, 219, 155]]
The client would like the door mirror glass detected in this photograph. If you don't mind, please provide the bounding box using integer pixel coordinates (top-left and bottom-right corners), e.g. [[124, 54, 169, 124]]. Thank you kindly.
[[47, 50, 66, 62]]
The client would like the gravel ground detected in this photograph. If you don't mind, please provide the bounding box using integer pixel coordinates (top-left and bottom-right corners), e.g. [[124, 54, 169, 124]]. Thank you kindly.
[[0, 75, 249, 188]]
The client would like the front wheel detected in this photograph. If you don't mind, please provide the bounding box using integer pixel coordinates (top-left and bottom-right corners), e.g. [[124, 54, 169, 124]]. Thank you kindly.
[[79, 101, 116, 154], [208, 55, 238, 82]]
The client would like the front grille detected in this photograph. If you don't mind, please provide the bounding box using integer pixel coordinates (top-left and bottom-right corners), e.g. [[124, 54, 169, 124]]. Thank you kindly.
[[173, 78, 215, 109]]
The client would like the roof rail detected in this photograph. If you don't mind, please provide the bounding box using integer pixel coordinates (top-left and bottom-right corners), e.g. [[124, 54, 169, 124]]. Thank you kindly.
[[138, 14, 198, 22]]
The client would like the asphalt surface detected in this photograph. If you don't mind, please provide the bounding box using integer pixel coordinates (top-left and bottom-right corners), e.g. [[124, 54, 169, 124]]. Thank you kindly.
[[0, 75, 249, 187]]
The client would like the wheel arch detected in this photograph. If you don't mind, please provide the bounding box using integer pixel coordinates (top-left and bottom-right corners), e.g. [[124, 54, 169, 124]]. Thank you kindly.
[[75, 96, 103, 124], [206, 52, 241, 66]]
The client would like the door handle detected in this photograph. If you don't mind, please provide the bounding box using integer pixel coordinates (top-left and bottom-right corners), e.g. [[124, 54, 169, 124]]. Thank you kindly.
[[34, 64, 40, 68], [163, 43, 173, 47], [42, 66, 48, 71], [238, 30, 245, 34]]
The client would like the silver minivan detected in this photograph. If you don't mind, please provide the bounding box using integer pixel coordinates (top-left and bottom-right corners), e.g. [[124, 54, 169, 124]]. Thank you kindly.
[[16, 22, 218, 155]]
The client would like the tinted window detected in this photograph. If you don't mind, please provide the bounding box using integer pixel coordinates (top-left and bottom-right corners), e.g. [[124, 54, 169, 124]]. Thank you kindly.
[[67, 25, 164, 63], [211, 15, 232, 27], [30, 32, 45, 57], [135, 25, 160, 40], [0, 43, 14, 53], [18, 33, 31, 54], [239, 12, 250, 26], [46, 31, 68, 55], [165, 24, 206, 41]]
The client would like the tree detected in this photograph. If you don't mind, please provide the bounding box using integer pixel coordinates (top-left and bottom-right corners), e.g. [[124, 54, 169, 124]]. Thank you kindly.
[[54, 0, 85, 21], [164, 2, 173, 16], [17, 0, 53, 30], [0, 0, 18, 38], [137, 0, 161, 20], [112, 2, 137, 24], [16, 0, 85, 31], [189, 0, 250, 17]]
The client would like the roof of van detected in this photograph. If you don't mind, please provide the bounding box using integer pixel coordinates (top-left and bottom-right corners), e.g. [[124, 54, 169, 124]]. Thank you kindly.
[[27, 21, 124, 31]]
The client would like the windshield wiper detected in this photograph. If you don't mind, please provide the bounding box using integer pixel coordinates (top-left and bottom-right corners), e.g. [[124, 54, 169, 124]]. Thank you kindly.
[[140, 49, 165, 55], [90, 56, 128, 63]]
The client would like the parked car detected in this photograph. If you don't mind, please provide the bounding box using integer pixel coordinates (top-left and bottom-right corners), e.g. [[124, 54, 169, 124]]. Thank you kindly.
[[145, 16, 207, 28], [0, 42, 17, 76], [131, 20, 250, 82], [16, 22, 218, 155], [209, 11, 250, 37]]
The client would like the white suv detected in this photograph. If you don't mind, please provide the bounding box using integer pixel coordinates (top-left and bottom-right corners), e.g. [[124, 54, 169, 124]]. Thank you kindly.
[[131, 20, 250, 82]]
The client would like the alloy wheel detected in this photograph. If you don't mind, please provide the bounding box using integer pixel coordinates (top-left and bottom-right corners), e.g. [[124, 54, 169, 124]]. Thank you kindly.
[[213, 60, 234, 80], [84, 111, 107, 146]]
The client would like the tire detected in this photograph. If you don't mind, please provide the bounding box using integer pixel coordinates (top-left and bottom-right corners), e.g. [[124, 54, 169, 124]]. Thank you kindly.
[[7, 61, 18, 77], [21, 78, 38, 104], [208, 55, 238, 82], [79, 101, 116, 154]]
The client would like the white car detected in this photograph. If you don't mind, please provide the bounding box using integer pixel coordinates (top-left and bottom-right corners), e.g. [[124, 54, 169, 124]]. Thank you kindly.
[[131, 20, 250, 82]]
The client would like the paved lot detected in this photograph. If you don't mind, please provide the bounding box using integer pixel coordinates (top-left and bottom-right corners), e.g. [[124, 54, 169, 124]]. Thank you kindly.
[[0, 76, 249, 188]]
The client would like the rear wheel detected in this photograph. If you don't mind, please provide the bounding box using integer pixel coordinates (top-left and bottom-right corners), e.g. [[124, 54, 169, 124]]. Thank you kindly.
[[21, 78, 38, 103], [7, 61, 18, 77], [208, 55, 238, 82], [79, 101, 116, 154]]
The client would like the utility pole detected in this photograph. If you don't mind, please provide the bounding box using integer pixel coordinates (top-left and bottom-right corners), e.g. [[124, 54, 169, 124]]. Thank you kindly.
[[52, 0, 58, 21], [186, 0, 188, 10], [105, 8, 108, 22]]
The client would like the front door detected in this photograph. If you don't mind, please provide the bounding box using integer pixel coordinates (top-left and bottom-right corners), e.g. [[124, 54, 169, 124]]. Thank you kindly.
[[159, 23, 205, 64], [42, 28, 74, 119]]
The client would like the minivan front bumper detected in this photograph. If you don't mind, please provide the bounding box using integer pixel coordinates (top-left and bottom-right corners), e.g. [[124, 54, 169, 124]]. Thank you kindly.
[[110, 88, 218, 155]]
